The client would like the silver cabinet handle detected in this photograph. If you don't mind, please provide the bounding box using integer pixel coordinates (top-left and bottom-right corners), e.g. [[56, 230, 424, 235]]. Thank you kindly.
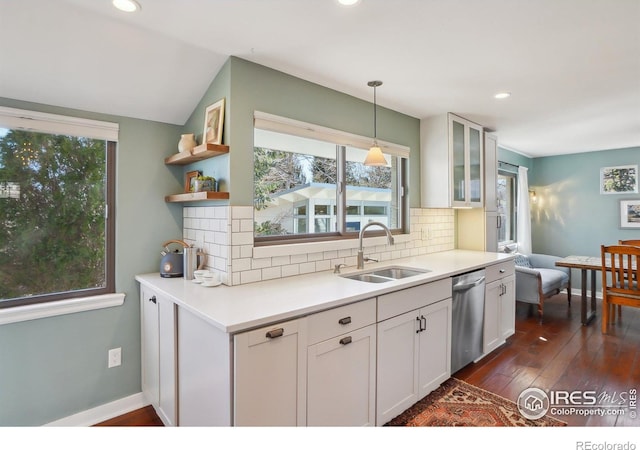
[[338, 316, 351, 325], [265, 328, 284, 339], [149, 295, 156, 304], [500, 269, 506, 273]]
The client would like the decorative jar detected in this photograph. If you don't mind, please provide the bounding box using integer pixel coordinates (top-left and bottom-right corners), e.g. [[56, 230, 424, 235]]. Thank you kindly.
[[178, 133, 196, 153]]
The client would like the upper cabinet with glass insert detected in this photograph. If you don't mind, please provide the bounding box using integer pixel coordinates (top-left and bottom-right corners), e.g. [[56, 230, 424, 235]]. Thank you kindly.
[[420, 113, 484, 208]]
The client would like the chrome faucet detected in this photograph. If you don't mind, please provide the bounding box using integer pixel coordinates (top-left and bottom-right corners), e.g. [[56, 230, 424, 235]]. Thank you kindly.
[[357, 221, 394, 269]]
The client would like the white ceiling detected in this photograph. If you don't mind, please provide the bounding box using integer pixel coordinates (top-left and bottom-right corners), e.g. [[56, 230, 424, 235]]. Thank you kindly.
[[1, 0, 639, 157]]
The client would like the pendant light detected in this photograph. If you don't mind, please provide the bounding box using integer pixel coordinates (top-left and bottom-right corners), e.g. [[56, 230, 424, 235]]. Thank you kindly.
[[364, 80, 388, 166]]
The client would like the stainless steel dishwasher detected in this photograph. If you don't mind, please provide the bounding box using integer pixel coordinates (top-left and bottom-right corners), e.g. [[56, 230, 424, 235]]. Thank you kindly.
[[451, 269, 486, 373]]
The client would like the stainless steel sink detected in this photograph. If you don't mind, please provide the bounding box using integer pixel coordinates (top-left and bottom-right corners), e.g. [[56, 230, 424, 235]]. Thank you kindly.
[[370, 267, 429, 279], [342, 273, 393, 283], [341, 266, 430, 283]]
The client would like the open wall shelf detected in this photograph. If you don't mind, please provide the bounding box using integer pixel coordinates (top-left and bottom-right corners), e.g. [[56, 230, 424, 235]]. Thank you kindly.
[[164, 143, 229, 165], [165, 191, 229, 203]]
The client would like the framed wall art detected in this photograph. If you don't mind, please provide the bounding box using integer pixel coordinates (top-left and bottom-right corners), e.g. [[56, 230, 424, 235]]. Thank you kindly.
[[203, 98, 225, 145], [185, 170, 201, 193], [600, 165, 638, 194], [620, 199, 640, 229]]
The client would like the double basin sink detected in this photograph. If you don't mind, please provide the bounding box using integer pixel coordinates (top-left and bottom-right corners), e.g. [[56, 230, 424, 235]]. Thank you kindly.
[[341, 266, 430, 283]]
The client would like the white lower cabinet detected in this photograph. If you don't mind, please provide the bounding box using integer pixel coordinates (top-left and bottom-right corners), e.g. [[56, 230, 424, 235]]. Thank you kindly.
[[178, 307, 232, 426], [139, 264, 515, 427], [483, 261, 516, 355], [376, 297, 452, 425], [234, 318, 307, 426], [499, 274, 516, 340], [306, 299, 377, 426], [140, 286, 177, 426]]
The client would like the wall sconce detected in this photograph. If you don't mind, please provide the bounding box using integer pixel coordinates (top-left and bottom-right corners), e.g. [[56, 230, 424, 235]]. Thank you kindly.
[[364, 80, 388, 166], [529, 189, 537, 203]]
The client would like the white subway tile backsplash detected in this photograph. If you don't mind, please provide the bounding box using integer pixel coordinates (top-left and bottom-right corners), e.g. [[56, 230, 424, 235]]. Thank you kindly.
[[183, 206, 455, 288]]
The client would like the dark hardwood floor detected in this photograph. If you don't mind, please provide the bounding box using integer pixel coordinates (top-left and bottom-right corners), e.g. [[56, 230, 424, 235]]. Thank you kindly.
[[97, 293, 640, 427], [456, 293, 640, 427], [95, 405, 163, 426]]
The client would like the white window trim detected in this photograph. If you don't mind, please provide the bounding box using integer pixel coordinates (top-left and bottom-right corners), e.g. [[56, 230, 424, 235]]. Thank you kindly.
[[0, 106, 119, 141], [254, 111, 410, 158], [0, 293, 125, 325]]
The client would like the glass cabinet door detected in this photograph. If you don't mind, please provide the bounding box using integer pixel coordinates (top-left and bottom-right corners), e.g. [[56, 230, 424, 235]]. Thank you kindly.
[[451, 119, 466, 203], [468, 126, 482, 204]]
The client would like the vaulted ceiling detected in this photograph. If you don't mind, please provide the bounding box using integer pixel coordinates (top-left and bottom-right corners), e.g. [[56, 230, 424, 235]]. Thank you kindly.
[[1, 0, 639, 157]]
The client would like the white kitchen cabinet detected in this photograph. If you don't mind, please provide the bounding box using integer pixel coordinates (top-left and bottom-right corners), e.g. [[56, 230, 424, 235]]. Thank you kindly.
[[421, 113, 484, 208], [234, 318, 307, 426], [500, 274, 516, 340], [306, 298, 376, 426], [307, 324, 376, 426], [484, 134, 500, 252], [484, 133, 498, 213], [376, 297, 452, 425], [456, 132, 499, 252], [178, 307, 232, 426], [483, 261, 516, 355], [140, 286, 177, 426]]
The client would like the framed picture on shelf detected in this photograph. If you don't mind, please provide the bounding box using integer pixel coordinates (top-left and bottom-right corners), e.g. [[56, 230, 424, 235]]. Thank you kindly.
[[185, 170, 201, 193], [620, 199, 640, 229], [600, 165, 638, 194], [203, 98, 225, 145]]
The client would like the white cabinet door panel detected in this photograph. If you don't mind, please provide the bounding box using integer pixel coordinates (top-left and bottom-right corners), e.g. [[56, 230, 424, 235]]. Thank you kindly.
[[307, 325, 376, 426]]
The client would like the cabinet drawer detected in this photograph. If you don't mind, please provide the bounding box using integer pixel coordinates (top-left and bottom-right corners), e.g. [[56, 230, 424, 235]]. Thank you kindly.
[[377, 278, 451, 322], [307, 298, 376, 345], [485, 260, 515, 283]]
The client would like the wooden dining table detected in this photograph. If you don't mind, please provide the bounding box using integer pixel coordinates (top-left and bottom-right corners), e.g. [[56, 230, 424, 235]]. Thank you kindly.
[[555, 255, 600, 325]]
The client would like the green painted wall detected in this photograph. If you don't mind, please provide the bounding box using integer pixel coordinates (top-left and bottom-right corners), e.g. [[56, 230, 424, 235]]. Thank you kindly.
[[0, 97, 182, 425], [530, 147, 640, 258], [498, 145, 640, 290], [498, 146, 533, 171], [181, 57, 421, 207]]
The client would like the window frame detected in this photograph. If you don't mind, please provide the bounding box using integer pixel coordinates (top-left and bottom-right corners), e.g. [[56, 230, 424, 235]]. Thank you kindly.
[[253, 112, 410, 246], [0, 107, 117, 309], [497, 164, 518, 249]]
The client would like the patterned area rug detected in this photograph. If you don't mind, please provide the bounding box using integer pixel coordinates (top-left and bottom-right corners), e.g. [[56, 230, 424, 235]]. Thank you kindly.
[[385, 378, 566, 427]]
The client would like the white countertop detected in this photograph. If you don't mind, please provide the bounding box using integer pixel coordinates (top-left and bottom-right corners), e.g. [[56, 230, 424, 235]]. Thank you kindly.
[[136, 250, 514, 334]]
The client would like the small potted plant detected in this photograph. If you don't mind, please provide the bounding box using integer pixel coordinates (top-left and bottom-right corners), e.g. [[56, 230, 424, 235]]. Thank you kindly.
[[193, 175, 216, 192]]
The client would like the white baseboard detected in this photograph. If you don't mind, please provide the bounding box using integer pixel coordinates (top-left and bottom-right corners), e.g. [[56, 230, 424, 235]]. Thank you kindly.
[[569, 288, 602, 300], [43, 392, 148, 427]]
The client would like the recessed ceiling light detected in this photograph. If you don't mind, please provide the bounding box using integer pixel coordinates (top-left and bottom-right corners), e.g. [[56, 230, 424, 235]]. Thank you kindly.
[[494, 92, 511, 99], [337, 0, 361, 6], [112, 0, 141, 13]]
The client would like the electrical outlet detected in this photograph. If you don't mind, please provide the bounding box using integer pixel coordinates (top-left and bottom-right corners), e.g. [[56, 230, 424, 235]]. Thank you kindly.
[[108, 347, 121, 368], [421, 227, 430, 241]]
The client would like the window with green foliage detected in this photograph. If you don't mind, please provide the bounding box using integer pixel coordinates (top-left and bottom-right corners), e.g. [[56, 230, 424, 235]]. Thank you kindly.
[[253, 113, 409, 243], [0, 109, 116, 308]]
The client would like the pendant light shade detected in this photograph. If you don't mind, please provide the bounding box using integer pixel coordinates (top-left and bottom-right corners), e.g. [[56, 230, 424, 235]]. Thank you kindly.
[[364, 80, 388, 166]]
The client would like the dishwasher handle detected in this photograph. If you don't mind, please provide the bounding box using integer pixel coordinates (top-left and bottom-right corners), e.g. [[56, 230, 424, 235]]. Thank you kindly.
[[452, 276, 486, 292]]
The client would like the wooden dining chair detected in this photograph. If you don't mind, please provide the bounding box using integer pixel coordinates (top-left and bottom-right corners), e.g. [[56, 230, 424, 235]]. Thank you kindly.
[[619, 239, 640, 247], [616, 240, 640, 319], [601, 244, 640, 334]]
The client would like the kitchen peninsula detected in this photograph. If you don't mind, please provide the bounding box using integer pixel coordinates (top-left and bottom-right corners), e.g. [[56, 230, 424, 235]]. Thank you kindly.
[[136, 249, 515, 426]]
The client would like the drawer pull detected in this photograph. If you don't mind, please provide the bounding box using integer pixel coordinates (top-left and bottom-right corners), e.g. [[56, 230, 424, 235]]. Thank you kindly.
[[339, 336, 352, 345], [499, 269, 506, 273], [338, 316, 352, 325], [149, 295, 157, 304], [265, 328, 284, 339]]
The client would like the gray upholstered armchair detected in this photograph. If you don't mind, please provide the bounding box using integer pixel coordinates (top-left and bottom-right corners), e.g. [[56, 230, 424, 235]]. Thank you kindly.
[[514, 253, 571, 319]]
